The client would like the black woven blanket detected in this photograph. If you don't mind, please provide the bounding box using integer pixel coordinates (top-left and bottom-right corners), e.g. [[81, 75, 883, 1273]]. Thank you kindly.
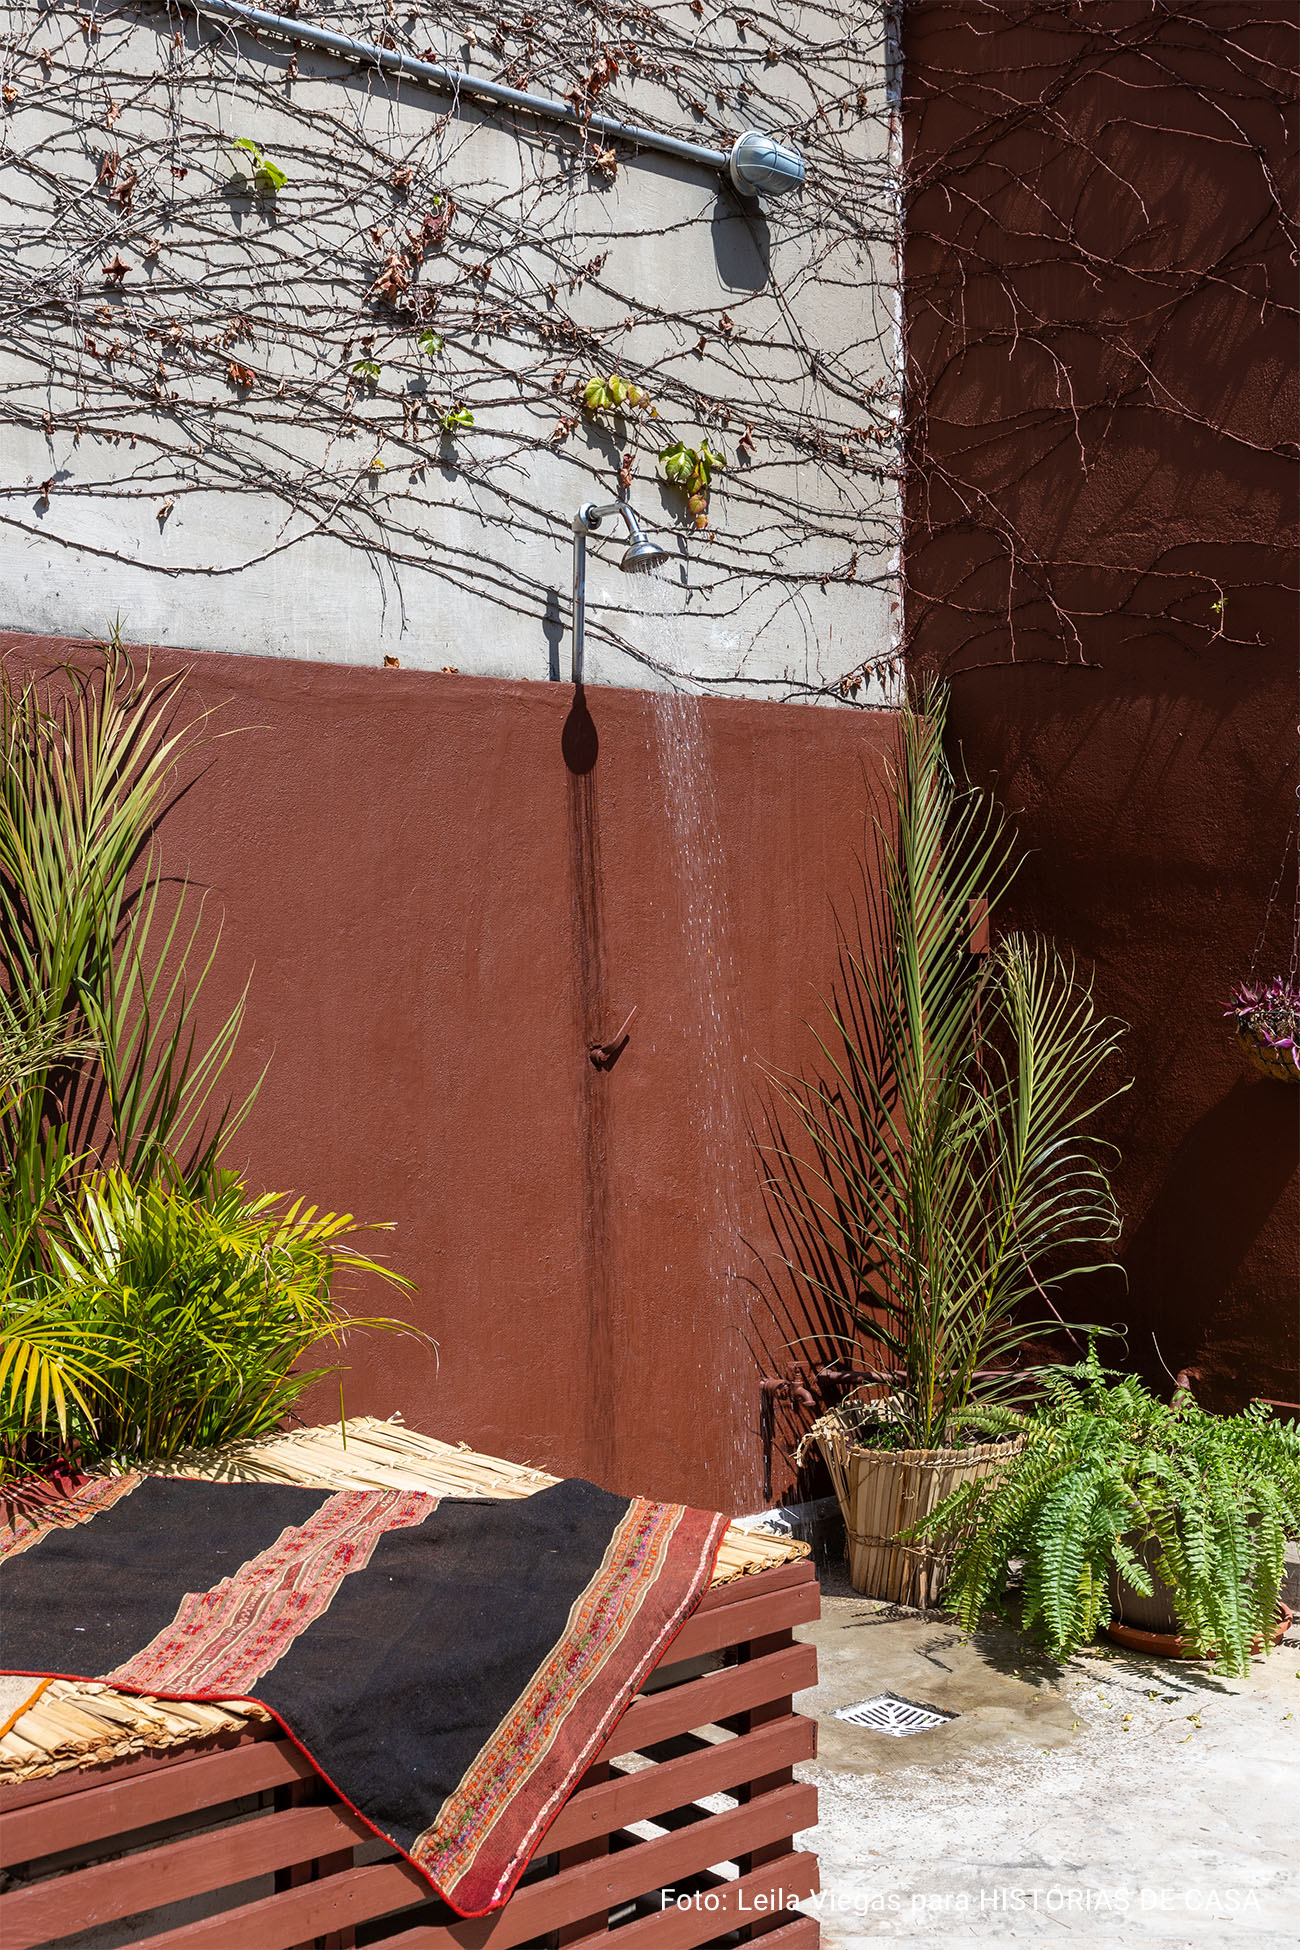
[[0, 1472, 727, 1915]]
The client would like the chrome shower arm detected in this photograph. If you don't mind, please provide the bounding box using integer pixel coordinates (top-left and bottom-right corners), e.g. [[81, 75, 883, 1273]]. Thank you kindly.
[[574, 501, 623, 533], [569, 498, 669, 685]]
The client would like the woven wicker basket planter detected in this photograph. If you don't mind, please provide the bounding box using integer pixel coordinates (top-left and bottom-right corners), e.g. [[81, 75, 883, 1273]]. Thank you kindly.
[[1236, 1022, 1300, 1082], [813, 1417, 1022, 1608]]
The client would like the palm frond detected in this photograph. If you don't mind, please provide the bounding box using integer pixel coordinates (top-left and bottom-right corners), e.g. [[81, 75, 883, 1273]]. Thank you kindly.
[[767, 684, 1130, 1450]]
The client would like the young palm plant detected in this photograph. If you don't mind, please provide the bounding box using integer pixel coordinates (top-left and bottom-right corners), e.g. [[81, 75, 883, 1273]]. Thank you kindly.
[[772, 688, 1130, 1599], [0, 643, 250, 1227]]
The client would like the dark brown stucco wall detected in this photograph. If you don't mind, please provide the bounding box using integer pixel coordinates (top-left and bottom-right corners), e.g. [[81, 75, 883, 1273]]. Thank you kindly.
[[902, 3, 1299, 1403], [1, 632, 898, 1509]]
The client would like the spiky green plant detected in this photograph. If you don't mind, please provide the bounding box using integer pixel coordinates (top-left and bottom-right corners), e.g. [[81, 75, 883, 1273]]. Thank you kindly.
[[0, 991, 105, 1443], [2, 1168, 425, 1469], [0, 647, 427, 1476], [918, 1346, 1300, 1675], [0, 645, 255, 1428], [770, 686, 1129, 1450], [0, 645, 252, 1229]]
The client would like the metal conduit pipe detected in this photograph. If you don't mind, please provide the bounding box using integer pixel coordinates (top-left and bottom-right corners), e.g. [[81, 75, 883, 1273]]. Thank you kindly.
[[178, 0, 739, 174]]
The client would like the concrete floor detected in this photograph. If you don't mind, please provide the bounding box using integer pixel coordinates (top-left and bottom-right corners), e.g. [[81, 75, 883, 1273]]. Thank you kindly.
[[791, 1564, 1300, 1950]]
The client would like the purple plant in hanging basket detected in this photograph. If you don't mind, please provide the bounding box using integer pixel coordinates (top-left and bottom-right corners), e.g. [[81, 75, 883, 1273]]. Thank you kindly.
[[1227, 976, 1300, 1081]]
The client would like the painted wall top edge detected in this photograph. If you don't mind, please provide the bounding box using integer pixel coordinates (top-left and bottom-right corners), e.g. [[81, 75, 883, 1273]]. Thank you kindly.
[[0, 629, 904, 728]]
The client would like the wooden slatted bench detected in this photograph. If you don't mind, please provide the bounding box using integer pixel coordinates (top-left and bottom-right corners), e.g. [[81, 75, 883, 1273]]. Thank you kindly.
[[0, 1555, 820, 1950]]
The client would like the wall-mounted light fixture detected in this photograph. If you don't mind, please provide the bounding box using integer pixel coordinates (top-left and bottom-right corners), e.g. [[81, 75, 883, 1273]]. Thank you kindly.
[[728, 131, 806, 199]]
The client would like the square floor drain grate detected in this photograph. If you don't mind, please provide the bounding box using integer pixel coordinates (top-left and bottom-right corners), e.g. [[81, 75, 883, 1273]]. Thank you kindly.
[[833, 1693, 956, 1737]]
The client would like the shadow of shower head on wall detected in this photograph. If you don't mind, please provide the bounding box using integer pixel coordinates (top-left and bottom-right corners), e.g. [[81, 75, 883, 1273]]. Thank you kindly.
[[562, 685, 599, 776], [570, 500, 671, 687]]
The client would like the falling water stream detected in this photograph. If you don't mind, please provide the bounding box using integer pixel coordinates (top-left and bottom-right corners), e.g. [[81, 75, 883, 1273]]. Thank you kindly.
[[571, 558, 760, 1498], [643, 654, 755, 1493]]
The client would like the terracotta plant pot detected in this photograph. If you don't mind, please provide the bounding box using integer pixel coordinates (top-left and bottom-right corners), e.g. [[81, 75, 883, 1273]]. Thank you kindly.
[[1105, 1542, 1294, 1656], [1104, 1604, 1292, 1659], [813, 1412, 1023, 1608]]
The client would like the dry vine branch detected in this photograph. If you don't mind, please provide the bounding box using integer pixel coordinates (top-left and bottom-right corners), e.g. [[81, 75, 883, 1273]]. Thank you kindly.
[[900, 0, 1298, 675]]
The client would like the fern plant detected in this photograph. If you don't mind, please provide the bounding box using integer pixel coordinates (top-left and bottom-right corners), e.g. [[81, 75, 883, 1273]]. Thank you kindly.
[[919, 1345, 1300, 1676]]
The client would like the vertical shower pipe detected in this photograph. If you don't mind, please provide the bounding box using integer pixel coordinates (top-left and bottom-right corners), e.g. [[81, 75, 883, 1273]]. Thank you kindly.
[[571, 514, 590, 687]]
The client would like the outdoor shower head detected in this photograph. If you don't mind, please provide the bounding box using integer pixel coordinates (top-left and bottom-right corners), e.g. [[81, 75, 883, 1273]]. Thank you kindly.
[[571, 499, 671, 685], [616, 504, 670, 574], [575, 499, 669, 574]]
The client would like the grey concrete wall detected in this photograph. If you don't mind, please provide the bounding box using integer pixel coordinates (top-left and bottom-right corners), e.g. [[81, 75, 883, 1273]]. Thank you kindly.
[[0, 1, 900, 701]]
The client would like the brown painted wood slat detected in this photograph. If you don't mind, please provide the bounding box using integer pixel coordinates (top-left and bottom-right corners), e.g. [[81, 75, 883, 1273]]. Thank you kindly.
[[600, 1644, 817, 1759], [397, 1784, 819, 1950], [668, 1584, 819, 1665], [410, 1856, 820, 1950], [119, 1781, 816, 1950], [592, 1856, 819, 1950], [122, 1860, 426, 1950], [691, 1561, 815, 1613], [0, 1799, 372, 1948], [619, 1903, 814, 1950], [548, 1715, 814, 1853], [0, 1739, 316, 1865], [646, 1909, 819, 1950]]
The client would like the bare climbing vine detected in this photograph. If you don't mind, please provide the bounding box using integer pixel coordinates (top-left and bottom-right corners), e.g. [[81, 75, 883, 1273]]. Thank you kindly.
[[901, 0, 1298, 673], [0, 0, 904, 698]]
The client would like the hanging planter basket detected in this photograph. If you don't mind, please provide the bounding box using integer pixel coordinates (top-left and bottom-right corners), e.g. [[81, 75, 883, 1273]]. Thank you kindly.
[[807, 1401, 1024, 1609], [1227, 978, 1300, 1083]]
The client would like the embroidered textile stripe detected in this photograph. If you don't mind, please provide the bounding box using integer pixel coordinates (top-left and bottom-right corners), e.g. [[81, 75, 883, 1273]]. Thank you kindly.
[[470, 1507, 725, 1907], [413, 1497, 726, 1906], [106, 1488, 436, 1695], [0, 1473, 143, 1563]]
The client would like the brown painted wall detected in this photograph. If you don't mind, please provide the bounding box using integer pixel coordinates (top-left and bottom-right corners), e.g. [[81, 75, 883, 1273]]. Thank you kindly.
[[902, 3, 1299, 1403], [1, 632, 898, 1509]]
